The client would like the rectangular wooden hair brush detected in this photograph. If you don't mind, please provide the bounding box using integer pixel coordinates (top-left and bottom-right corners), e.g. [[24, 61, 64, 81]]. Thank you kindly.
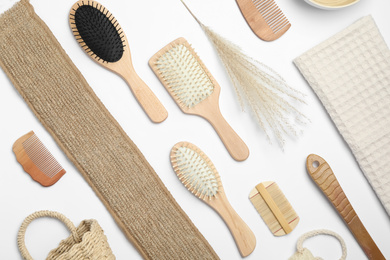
[[13, 131, 66, 187], [149, 37, 249, 161], [249, 181, 299, 236]]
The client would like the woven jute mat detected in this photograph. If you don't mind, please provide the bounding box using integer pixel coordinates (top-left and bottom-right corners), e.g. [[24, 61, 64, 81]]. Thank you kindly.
[[0, 1, 219, 259]]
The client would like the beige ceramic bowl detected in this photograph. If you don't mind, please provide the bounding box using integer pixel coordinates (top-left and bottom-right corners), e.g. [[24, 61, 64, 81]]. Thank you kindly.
[[304, 0, 360, 10]]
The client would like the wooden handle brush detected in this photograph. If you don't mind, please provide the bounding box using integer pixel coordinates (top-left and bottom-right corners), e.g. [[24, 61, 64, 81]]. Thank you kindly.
[[170, 142, 256, 257], [150, 38, 249, 161], [69, 0, 167, 123], [306, 154, 385, 260]]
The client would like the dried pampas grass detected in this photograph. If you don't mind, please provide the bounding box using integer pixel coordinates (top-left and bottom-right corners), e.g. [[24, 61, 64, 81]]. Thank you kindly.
[[180, 0, 309, 148]]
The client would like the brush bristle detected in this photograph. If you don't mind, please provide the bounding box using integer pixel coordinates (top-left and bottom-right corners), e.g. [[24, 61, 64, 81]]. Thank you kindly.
[[70, 1, 125, 63], [171, 142, 220, 199], [154, 42, 214, 109], [249, 182, 299, 236], [251, 0, 290, 33], [22, 134, 64, 178]]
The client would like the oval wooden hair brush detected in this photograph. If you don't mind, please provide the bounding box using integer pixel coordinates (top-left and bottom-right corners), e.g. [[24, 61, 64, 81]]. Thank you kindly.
[[69, 0, 167, 123], [150, 38, 249, 161], [170, 142, 256, 257]]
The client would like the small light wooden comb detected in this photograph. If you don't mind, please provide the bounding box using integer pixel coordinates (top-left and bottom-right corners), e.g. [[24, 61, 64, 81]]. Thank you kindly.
[[236, 0, 291, 41], [13, 131, 66, 187], [249, 181, 299, 236]]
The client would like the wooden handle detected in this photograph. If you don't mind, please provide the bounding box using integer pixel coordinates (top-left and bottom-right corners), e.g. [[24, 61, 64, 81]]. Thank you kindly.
[[306, 154, 385, 260], [209, 194, 256, 257], [120, 67, 168, 123], [203, 109, 249, 161], [255, 183, 293, 234]]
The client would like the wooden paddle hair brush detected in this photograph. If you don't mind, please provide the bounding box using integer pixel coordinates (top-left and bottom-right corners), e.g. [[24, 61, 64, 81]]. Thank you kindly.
[[150, 38, 249, 161]]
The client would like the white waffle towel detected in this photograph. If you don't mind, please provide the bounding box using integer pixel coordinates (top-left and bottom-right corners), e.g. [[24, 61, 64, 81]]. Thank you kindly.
[[294, 16, 390, 216]]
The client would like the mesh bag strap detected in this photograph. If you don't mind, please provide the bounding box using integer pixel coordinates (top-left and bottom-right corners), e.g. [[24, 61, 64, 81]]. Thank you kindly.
[[296, 229, 347, 260], [17, 210, 80, 260]]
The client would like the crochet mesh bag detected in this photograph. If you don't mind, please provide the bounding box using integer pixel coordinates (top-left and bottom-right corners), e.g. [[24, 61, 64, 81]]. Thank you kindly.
[[17, 210, 115, 260]]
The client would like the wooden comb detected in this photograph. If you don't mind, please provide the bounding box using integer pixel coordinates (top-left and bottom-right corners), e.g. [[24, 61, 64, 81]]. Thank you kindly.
[[249, 181, 299, 236], [13, 131, 66, 187], [236, 0, 291, 41], [149, 38, 249, 161], [306, 154, 385, 260]]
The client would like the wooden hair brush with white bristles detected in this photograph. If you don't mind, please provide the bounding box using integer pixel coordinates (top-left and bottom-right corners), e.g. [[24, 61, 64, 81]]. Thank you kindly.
[[170, 141, 256, 257], [150, 38, 249, 161]]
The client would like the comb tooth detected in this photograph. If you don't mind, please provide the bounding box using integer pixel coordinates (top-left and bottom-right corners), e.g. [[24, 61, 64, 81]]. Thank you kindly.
[[266, 10, 283, 25], [258, 0, 273, 13], [260, 2, 276, 16], [269, 9, 286, 24], [252, 0, 260, 6], [264, 7, 280, 22], [262, 4, 278, 21], [253, 0, 266, 9], [272, 19, 290, 33], [268, 13, 285, 29]]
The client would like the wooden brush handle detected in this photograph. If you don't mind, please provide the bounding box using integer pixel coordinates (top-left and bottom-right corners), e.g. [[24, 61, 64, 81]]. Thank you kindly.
[[306, 154, 385, 260], [120, 67, 168, 123], [204, 109, 249, 161], [210, 194, 256, 257]]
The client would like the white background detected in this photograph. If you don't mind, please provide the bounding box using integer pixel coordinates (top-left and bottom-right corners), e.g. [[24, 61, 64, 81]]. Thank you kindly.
[[0, 0, 389, 259]]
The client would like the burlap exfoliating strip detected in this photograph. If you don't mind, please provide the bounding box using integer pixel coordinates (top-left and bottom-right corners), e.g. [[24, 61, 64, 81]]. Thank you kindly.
[[0, 1, 219, 259]]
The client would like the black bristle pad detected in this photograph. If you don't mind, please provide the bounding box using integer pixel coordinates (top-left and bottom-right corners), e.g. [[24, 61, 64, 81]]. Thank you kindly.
[[74, 5, 124, 62]]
